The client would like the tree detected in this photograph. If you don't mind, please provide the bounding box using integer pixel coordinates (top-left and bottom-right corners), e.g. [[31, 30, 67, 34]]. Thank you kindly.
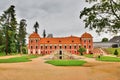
[[18, 19, 27, 54], [33, 21, 39, 33], [78, 47, 86, 55], [101, 37, 108, 42], [43, 29, 46, 38], [114, 49, 119, 56], [0, 5, 17, 55], [80, 0, 120, 34]]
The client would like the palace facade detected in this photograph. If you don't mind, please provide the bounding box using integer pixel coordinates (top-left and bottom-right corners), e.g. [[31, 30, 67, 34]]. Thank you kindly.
[[28, 32, 93, 55]]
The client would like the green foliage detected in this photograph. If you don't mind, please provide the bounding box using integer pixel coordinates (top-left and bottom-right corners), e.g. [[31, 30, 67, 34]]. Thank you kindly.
[[114, 49, 119, 56], [101, 37, 108, 42], [0, 5, 18, 55], [105, 48, 120, 55], [0, 55, 39, 63], [18, 19, 27, 54], [45, 60, 86, 66], [0, 5, 27, 55], [80, 0, 120, 34], [96, 56, 120, 62], [22, 47, 27, 54], [0, 45, 5, 53], [78, 47, 86, 55]]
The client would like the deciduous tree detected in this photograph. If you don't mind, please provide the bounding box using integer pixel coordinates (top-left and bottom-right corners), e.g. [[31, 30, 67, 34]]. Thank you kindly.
[[80, 0, 120, 34]]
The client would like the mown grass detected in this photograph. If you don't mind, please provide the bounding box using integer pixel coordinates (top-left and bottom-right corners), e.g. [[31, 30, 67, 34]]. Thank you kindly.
[[84, 54, 93, 58], [96, 56, 120, 62], [0, 55, 39, 63], [45, 60, 86, 66]]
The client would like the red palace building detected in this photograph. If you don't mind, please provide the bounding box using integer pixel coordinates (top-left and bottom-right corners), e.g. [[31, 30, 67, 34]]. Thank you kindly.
[[28, 32, 93, 55]]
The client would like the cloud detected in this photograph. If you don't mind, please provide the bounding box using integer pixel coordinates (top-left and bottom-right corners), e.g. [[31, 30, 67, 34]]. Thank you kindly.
[[0, 0, 114, 42]]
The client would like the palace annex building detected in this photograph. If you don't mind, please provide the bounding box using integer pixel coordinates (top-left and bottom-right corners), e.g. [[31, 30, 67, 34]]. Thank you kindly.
[[28, 32, 93, 55]]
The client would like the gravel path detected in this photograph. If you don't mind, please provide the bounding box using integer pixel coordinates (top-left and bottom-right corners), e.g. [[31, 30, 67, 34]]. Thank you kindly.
[[0, 55, 120, 80]]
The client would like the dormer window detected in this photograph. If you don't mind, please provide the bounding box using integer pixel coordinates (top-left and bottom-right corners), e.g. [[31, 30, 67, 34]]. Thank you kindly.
[[59, 40, 61, 43], [47, 41, 50, 43], [72, 40, 74, 43]]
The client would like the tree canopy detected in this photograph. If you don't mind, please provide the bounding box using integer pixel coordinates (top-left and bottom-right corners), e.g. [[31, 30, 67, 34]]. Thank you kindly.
[[78, 47, 86, 55], [80, 0, 120, 34], [101, 37, 108, 42], [0, 5, 27, 55]]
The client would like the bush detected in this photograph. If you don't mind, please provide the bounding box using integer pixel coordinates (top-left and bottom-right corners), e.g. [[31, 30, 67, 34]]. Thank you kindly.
[[114, 49, 119, 56], [22, 47, 27, 54]]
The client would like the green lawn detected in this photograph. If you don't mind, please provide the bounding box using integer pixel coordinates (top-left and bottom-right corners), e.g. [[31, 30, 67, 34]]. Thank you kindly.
[[84, 54, 93, 58], [0, 55, 39, 63], [96, 56, 120, 62], [45, 60, 86, 66], [105, 48, 120, 55]]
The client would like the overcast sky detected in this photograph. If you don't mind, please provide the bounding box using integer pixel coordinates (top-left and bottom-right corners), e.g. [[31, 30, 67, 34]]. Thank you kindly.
[[0, 0, 115, 42]]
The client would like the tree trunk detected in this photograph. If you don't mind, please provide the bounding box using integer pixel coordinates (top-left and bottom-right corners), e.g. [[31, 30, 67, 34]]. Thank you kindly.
[[20, 42, 23, 55]]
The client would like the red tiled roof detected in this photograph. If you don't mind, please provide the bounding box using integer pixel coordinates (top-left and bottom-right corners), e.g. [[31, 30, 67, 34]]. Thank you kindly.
[[39, 36, 81, 44], [29, 32, 40, 38], [81, 32, 93, 38]]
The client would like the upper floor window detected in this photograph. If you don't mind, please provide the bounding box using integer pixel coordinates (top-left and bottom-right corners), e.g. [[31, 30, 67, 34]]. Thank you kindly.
[[60, 46, 62, 49], [41, 46, 43, 49], [55, 46, 57, 49], [50, 46, 52, 49], [84, 40, 86, 43], [70, 46, 71, 49], [31, 46, 33, 49], [89, 40, 91, 43], [36, 46, 38, 49], [65, 46, 67, 49], [84, 45, 86, 48], [74, 46, 76, 49], [89, 45, 91, 49], [45, 46, 47, 49], [36, 40, 38, 43]]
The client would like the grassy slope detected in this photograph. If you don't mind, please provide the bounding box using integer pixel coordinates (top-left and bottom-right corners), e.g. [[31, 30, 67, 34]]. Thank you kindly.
[[0, 55, 39, 63], [105, 48, 120, 55], [45, 60, 86, 66], [96, 56, 120, 62]]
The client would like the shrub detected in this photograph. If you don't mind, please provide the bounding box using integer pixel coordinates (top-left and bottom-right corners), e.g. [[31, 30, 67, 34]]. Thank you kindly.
[[114, 49, 119, 56]]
